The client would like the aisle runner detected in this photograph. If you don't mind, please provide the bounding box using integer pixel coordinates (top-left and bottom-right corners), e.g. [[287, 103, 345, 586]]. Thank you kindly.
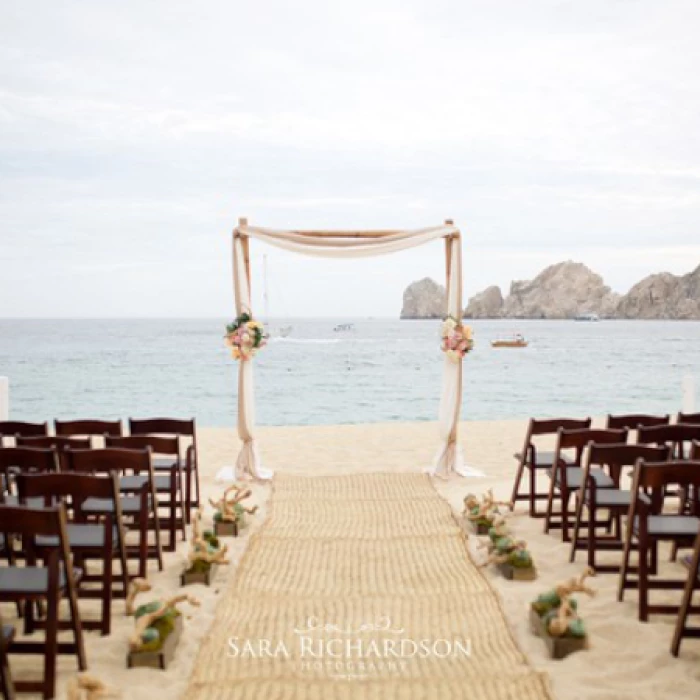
[[185, 474, 552, 699]]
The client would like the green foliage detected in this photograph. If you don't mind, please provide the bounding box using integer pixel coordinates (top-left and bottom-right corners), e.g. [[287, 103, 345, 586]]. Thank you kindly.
[[134, 601, 162, 619], [531, 590, 561, 616], [494, 537, 514, 554], [509, 549, 533, 568], [186, 558, 212, 574], [137, 609, 181, 652]]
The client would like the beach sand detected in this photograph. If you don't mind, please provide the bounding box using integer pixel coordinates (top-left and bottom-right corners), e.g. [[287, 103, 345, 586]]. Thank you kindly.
[[9, 418, 700, 698]]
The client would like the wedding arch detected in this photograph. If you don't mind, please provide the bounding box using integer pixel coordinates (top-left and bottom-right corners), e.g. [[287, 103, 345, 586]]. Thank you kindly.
[[231, 217, 467, 480]]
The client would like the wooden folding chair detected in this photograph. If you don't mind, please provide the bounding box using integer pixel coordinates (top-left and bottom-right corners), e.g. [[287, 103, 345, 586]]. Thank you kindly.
[[638, 423, 700, 460], [671, 528, 700, 656], [544, 428, 627, 541], [510, 417, 591, 518], [0, 503, 86, 698], [570, 442, 669, 572], [54, 419, 123, 448], [678, 412, 700, 426], [106, 435, 186, 551], [606, 413, 670, 433], [0, 448, 59, 506], [0, 421, 48, 447], [64, 448, 163, 578], [618, 459, 700, 621], [17, 472, 129, 635], [129, 417, 200, 515], [0, 609, 15, 700]]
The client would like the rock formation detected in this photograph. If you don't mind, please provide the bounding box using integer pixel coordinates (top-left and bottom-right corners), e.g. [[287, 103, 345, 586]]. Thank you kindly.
[[616, 264, 700, 319], [463, 285, 504, 318], [500, 261, 620, 319], [400, 278, 446, 319]]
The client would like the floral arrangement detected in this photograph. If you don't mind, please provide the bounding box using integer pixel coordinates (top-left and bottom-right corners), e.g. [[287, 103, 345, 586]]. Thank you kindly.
[[225, 312, 268, 361], [441, 316, 473, 361]]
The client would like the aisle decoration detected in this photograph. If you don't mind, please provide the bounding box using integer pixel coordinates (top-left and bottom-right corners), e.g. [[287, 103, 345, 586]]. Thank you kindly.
[[440, 316, 474, 361], [486, 537, 537, 581], [225, 312, 268, 361], [66, 674, 113, 700], [126, 578, 200, 669], [530, 567, 595, 659], [181, 509, 230, 586], [209, 484, 258, 537], [462, 489, 511, 534]]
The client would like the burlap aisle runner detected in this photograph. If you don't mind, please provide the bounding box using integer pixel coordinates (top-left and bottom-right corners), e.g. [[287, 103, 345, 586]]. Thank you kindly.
[[185, 474, 553, 699]]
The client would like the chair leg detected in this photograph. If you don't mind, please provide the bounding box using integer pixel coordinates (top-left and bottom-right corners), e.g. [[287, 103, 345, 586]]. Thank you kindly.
[[672, 536, 700, 656], [639, 537, 649, 622], [587, 503, 596, 570], [65, 577, 87, 672], [510, 459, 526, 511], [102, 550, 113, 636], [0, 647, 14, 700], [543, 473, 558, 535], [44, 591, 59, 700], [561, 490, 571, 542]]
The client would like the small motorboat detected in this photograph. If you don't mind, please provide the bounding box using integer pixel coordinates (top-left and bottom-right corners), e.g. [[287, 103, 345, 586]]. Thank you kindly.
[[333, 323, 355, 332], [491, 334, 528, 348]]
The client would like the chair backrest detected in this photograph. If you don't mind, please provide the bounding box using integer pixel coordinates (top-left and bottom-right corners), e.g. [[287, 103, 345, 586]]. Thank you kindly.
[[606, 414, 670, 430], [587, 442, 669, 480], [16, 472, 120, 522], [0, 502, 70, 540], [529, 417, 591, 437], [106, 434, 179, 457], [16, 436, 91, 450], [631, 460, 700, 515], [64, 447, 151, 476], [0, 447, 58, 479], [692, 441, 700, 461], [678, 412, 700, 426], [637, 423, 700, 457], [0, 421, 48, 439], [54, 419, 123, 438], [557, 428, 628, 462], [129, 417, 195, 437]]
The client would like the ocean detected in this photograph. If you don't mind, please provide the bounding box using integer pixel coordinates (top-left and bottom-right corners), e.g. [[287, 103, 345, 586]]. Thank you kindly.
[[0, 318, 698, 427]]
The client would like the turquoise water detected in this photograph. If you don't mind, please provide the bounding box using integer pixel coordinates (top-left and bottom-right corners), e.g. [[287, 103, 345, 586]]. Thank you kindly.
[[0, 319, 698, 426]]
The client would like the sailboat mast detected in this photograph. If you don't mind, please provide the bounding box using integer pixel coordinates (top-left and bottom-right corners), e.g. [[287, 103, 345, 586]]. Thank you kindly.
[[263, 254, 269, 321]]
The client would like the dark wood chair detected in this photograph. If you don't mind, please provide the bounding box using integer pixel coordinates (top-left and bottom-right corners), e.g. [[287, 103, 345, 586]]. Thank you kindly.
[[0, 421, 48, 447], [544, 428, 627, 541], [0, 503, 86, 698], [0, 448, 59, 506], [0, 610, 15, 700], [16, 436, 91, 471], [618, 459, 700, 621], [570, 442, 670, 572], [129, 418, 200, 515], [678, 412, 700, 426], [671, 528, 700, 656], [106, 435, 186, 551], [16, 472, 129, 635], [54, 419, 123, 448], [510, 417, 591, 518], [64, 448, 163, 578]]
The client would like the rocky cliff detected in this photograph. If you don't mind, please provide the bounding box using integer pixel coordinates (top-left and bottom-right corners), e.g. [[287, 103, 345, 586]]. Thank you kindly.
[[400, 278, 446, 319], [616, 265, 700, 319], [402, 260, 700, 319]]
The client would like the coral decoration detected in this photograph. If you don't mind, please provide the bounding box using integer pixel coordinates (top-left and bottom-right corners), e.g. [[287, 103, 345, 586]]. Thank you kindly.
[[463, 489, 512, 527], [209, 484, 259, 524], [66, 674, 113, 700], [187, 508, 230, 569]]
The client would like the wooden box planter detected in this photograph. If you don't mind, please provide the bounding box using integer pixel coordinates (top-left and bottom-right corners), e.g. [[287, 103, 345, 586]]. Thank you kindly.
[[499, 562, 537, 581], [529, 606, 587, 659], [181, 563, 218, 587], [214, 520, 238, 538], [127, 614, 183, 670]]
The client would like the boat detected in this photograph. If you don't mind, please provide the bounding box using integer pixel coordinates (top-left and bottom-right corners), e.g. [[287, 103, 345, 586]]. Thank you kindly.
[[263, 255, 293, 338], [575, 313, 600, 321], [491, 334, 528, 348], [333, 323, 355, 332]]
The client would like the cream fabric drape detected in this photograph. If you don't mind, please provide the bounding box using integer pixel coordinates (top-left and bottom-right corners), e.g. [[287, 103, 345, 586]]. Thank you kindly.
[[231, 223, 466, 480]]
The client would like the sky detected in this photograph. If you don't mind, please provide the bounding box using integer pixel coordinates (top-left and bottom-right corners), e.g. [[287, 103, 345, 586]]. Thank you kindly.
[[1, 0, 699, 318]]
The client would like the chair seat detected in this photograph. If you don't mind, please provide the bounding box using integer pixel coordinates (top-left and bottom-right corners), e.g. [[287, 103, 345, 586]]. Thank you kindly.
[[0, 566, 80, 594], [586, 489, 635, 507], [120, 475, 172, 492], [152, 457, 182, 472], [633, 515, 700, 537], [514, 450, 573, 468], [547, 466, 614, 489], [35, 523, 119, 549], [2, 496, 54, 508], [82, 495, 151, 515]]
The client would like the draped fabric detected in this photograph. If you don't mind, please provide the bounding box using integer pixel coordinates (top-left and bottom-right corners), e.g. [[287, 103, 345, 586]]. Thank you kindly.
[[231, 223, 465, 480]]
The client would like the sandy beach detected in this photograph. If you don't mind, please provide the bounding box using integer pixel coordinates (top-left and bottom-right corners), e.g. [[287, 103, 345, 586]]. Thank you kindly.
[[8, 418, 700, 699]]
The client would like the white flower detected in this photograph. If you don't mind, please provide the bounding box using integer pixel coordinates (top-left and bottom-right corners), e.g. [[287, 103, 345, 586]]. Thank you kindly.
[[446, 349, 461, 362]]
